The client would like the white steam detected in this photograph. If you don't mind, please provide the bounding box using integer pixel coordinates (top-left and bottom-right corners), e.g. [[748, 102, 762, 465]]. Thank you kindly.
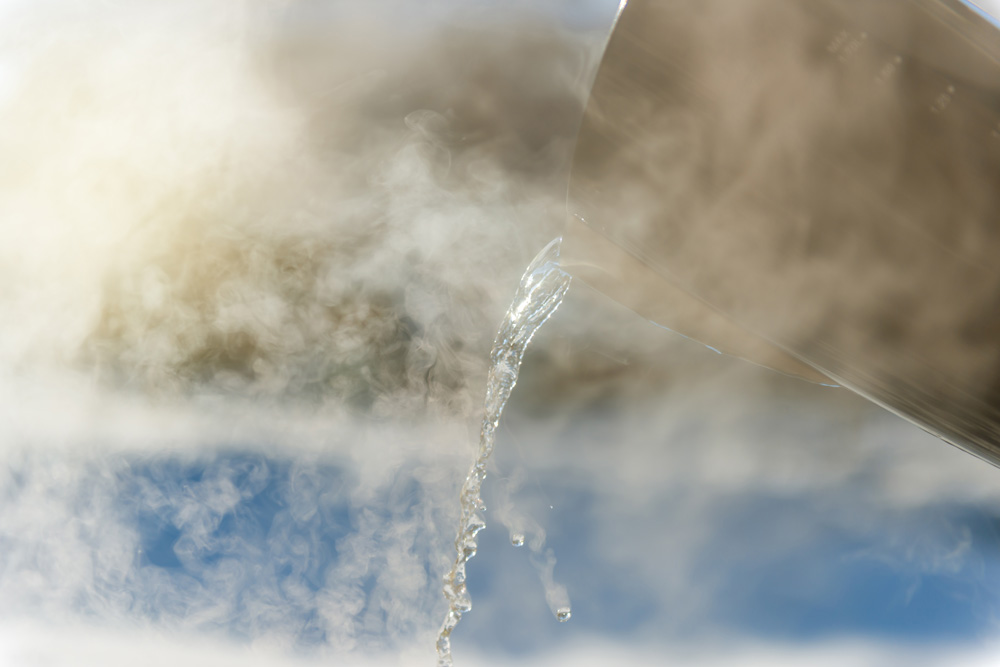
[[0, 0, 600, 411], [1, 1, 1000, 666], [0, 0, 603, 659]]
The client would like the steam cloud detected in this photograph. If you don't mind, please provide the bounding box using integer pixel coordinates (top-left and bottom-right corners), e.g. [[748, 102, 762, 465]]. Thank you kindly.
[[0, 0, 608, 660], [2, 1, 1000, 666]]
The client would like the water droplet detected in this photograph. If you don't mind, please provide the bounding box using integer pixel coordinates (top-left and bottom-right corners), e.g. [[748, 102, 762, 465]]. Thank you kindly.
[[511, 533, 525, 547], [556, 607, 572, 622]]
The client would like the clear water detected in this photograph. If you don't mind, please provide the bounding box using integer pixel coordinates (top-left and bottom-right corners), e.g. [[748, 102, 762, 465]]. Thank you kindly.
[[435, 238, 572, 667]]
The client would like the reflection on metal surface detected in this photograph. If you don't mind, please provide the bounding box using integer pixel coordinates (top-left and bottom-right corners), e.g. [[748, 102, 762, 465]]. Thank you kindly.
[[564, 0, 1000, 464]]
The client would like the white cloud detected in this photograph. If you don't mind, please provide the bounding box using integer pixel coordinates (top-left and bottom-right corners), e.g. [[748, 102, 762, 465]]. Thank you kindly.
[[1, 625, 999, 667]]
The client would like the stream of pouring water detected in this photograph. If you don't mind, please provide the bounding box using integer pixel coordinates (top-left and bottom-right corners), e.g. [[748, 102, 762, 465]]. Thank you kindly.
[[436, 237, 572, 667]]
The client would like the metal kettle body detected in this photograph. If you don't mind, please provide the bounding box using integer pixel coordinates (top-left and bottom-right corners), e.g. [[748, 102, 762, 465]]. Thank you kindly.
[[563, 0, 1000, 465]]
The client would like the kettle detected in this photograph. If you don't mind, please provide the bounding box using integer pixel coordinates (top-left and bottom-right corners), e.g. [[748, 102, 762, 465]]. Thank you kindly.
[[562, 0, 1000, 465]]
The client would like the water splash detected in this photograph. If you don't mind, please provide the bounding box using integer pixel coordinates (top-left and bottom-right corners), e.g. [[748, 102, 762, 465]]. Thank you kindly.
[[436, 238, 572, 667]]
